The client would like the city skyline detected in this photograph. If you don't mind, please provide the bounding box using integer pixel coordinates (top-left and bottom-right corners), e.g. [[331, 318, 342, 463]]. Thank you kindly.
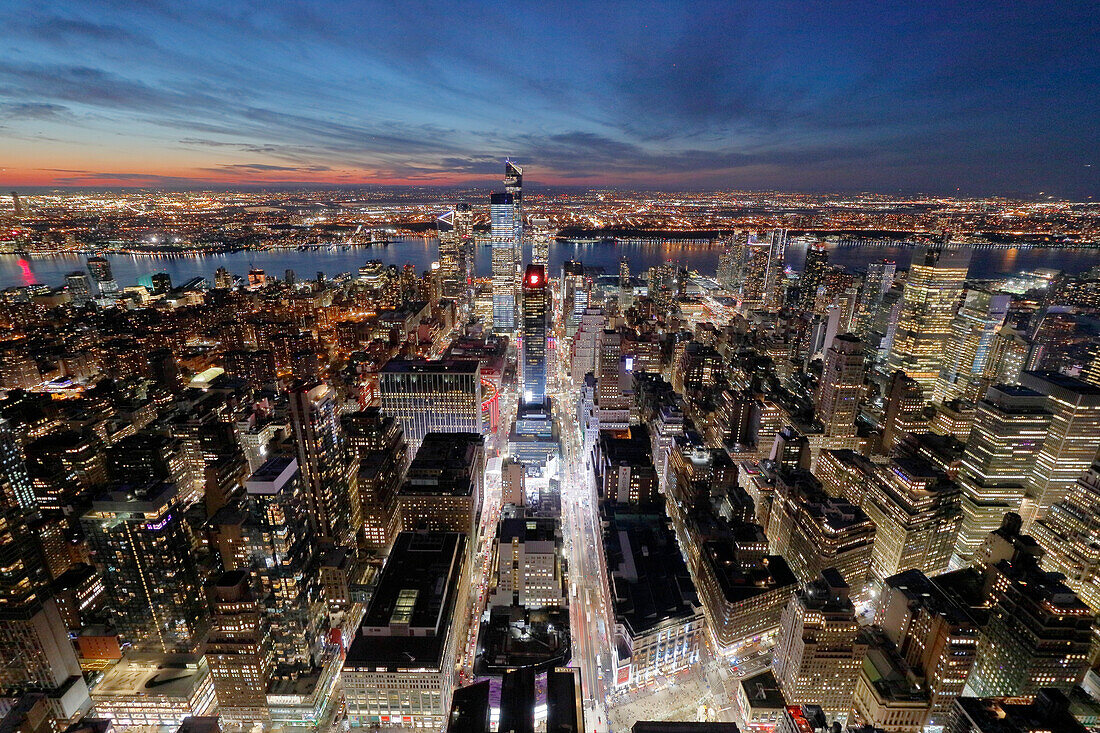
[[0, 1, 1097, 198]]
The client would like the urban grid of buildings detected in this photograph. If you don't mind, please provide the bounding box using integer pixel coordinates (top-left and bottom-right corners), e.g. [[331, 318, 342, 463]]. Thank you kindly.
[[1, 164, 1100, 733]]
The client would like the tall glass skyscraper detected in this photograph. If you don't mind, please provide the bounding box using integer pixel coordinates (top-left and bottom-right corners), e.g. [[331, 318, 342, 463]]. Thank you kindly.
[[887, 244, 972, 396], [522, 264, 548, 406], [491, 192, 517, 332]]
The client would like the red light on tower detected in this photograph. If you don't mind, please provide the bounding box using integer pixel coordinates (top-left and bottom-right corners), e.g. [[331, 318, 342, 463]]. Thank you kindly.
[[529, 272, 540, 286]]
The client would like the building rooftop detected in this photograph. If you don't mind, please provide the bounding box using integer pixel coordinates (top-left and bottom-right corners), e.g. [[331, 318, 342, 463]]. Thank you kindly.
[[347, 531, 466, 671], [602, 507, 699, 636], [739, 669, 786, 711], [400, 432, 482, 497], [382, 357, 480, 375]]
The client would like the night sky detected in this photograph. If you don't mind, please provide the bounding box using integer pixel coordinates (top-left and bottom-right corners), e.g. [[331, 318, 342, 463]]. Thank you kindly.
[[1, 1, 1097, 197]]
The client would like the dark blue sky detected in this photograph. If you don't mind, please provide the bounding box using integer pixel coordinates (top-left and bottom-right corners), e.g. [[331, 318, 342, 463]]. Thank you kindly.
[[1, 1, 1097, 197]]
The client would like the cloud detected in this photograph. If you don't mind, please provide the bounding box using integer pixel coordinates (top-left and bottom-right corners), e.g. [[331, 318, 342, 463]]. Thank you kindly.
[[0, 102, 68, 119]]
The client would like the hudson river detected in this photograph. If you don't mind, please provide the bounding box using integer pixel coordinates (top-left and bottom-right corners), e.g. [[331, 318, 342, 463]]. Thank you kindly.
[[1, 238, 1097, 289]]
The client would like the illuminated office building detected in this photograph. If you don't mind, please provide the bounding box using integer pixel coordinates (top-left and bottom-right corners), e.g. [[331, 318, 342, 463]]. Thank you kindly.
[[379, 358, 483, 452], [772, 570, 866, 723], [437, 208, 465, 301], [397, 432, 483, 538], [933, 289, 1010, 405], [862, 457, 960, 581], [204, 570, 272, 724], [1033, 460, 1100, 611], [596, 329, 630, 431], [879, 371, 926, 452], [952, 385, 1051, 566], [876, 569, 978, 725], [521, 264, 548, 407], [968, 537, 1093, 699], [289, 382, 354, 545], [343, 409, 407, 552], [488, 506, 564, 609], [490, 192, 517, 333], [571, 308, 604, 382], [781, 496, 875, 594], [1018, 371, 1100, 529], [887, 244, 972, 395]]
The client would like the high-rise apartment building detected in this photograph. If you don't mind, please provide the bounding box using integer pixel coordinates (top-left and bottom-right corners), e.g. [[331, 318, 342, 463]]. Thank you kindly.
[[378, 359, 483, 451], [289, 382, 354, 545], [772, 570, 867, 722], [763, 228, 789, 309], [0, 455, 90, 724], [800, 241, 829, 310], [81, 481, 205, 650], [952, 385, 1051, 566], [521, 264, 548, 407], [933, 289, 1010, 404], [65, 271, 92, 306], [1018, 371, 1100, 528], [887, 244, 972, 395]]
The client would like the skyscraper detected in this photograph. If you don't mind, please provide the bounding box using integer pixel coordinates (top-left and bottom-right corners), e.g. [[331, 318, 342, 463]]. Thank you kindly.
[[1018, 371, 1100, 528], [0, 441, 91, 723], [952, 385, 1051, 566], [86, 255, 119, 298], [378, 359, 484, 451], [288, 382, 353, 545], [934, 288, 1010, 404], [81, 481, 206, 650], [490, 192, 517, 332], [521, 264, 548, 407], [815, 333, 864, 448], [65, 271, 92, 307], [204, 571, 272, 724], [436, 209, 463, 300], [762, 228, 789, 309], [863, 456, 960, 580], [531, 217, 551, 265], [800, 241, 828, 310], [876, 569, 978, 726], [772, 570, 866, 723], [1033, 460, 1100, 610], [887, 244, 972, 395]]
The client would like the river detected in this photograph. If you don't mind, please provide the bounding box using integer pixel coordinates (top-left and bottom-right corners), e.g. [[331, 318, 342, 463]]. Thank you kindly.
[[1, 238, 1097, 289]]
